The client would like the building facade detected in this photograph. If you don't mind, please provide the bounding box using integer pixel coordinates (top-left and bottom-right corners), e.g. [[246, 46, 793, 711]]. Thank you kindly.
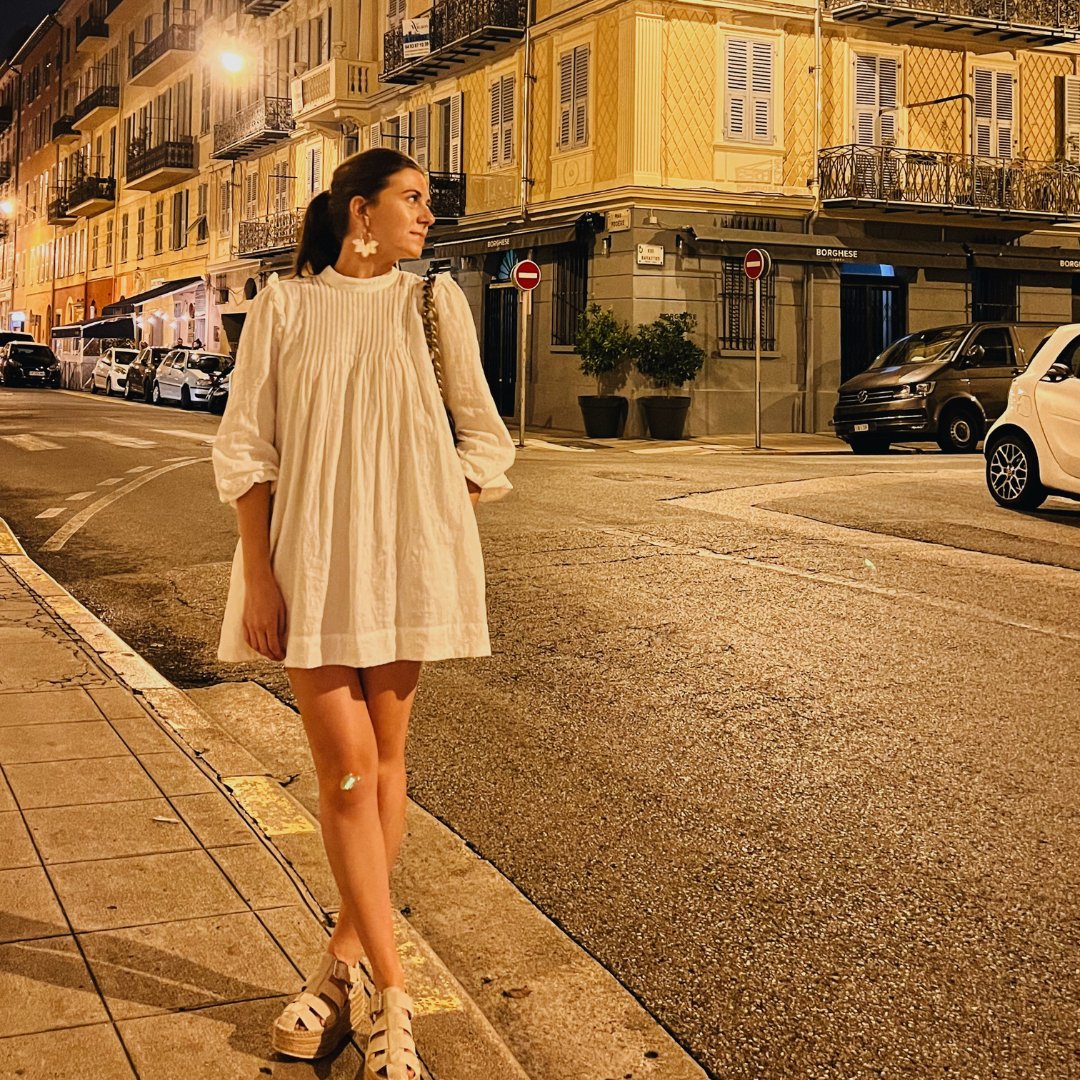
[[2, 0, 1080, 434]]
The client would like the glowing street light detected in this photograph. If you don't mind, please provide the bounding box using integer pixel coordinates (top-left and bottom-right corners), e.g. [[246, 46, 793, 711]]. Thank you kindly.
[[219, 49, 245, 74], [0, 198, 15, 217]]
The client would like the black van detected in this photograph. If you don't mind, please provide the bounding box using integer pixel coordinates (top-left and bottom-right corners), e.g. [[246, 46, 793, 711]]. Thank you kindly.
[[832, 322, 1053, 453]]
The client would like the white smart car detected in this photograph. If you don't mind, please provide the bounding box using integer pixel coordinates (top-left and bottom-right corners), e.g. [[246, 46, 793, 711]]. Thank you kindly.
[[984, 324, 1080, 510], [90, 347, 138, 395]]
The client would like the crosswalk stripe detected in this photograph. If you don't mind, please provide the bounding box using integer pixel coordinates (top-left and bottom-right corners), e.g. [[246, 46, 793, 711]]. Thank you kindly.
[[98, 478, 124, 486], [126, 465, 153, 473], [67, 492, 94, 501], [0, 435, 63, 451], [81, 430, 157, 448], [35, 508, 66, 519]]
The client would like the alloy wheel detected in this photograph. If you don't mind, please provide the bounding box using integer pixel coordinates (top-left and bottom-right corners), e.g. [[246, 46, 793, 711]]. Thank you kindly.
[[989, 440, 1029, 502]]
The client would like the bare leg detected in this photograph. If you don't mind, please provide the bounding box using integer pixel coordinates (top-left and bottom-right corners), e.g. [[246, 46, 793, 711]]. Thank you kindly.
[[329, 660, 421, 974], [287, 664, 404, 992]]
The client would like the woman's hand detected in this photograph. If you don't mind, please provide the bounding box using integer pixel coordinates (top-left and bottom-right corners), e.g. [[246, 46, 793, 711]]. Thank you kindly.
[[242, 566, 288, 661], [467, 478, 481, 510]]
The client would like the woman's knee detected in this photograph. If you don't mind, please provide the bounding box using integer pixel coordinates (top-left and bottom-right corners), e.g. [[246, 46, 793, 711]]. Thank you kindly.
[[320, 755, 380, 812]]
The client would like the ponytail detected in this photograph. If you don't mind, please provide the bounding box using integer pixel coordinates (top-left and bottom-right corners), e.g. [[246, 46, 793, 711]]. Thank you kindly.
[[293, 148, 421, 278]]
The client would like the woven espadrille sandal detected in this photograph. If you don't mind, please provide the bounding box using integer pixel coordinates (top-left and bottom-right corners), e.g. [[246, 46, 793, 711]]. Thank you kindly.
[[365, 986, 420, 1080], [272, 950, 367, 1060]]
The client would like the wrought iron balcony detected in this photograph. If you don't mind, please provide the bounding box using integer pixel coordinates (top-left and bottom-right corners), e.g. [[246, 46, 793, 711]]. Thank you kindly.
[[819, 145, 1080, 220], [74, 83, 120, 126], [52, 116, 80, 144], [130, 19, 196, 85], [825, 0, 1080, 45], [48, 191, 76, 225], [67, 175, 116, 217], [291, 59, 375, 128], [212, 96, 294, 160], [126, 137, 197, 191], [76, 15, 109, 50], [429, 171, 466, 219], [243, 0, 292, 13], [0, 104, 11, 133], [238, 209, 304, 258], [382, 0, 527, 85], [0, 159, 10, 183]]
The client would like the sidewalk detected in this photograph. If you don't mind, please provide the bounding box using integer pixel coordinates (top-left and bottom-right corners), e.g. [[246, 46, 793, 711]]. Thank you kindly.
[[0, 520, 524, 1080], [519, 429, 858, 454]]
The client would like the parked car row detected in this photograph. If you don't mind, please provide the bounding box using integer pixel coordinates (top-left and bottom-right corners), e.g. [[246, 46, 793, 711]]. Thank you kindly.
[[91, 345, 233, 410]]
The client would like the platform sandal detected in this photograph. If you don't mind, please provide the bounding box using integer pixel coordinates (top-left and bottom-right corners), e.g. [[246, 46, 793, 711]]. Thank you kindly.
[[365, 986, 420, 1080], [272, 950, 367, 1060]]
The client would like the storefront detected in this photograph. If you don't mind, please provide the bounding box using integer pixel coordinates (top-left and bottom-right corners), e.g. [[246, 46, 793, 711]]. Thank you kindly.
[[103, 276, 209, 349]]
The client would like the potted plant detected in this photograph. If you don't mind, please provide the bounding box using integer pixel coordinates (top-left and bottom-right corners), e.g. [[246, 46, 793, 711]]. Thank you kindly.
[[631, 312, 705, 439], [575, 303, 633, 438]]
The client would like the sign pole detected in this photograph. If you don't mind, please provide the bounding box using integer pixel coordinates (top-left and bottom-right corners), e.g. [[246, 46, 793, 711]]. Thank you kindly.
[[754, 276, 762, 450], [517, 288, 529, 448]]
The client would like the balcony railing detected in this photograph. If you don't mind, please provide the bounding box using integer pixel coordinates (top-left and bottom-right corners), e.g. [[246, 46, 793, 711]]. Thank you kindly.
[[52, 116, 80, 143], [819, 145, 1080, 220], [67, 175, 116, 215], [126, 137, 197, 186], [48, 191, 76, 225], [382, 0, 527, 84], [213, 96, 294, 160], [826, 0, 1080, 44], [73, 82, 120, 125], [238, 209, 305, 258], [130, 20, 196, 81], [0, 104, 11, 133], [76, 15, 109, 49], [243, 0, 292, 13], [429, 171, 466, 218]]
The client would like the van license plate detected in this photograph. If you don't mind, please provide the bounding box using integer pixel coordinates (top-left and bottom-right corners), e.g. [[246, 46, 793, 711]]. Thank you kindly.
[[853, 423, 869, 433]]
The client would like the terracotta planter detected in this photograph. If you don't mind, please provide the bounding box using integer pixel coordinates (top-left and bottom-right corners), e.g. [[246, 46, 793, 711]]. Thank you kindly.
[[640, 395, 691, 439]]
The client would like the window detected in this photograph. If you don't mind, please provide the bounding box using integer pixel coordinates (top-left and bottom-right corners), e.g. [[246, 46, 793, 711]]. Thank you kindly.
[[552, 243, 589, 346], [219, 178, 232, 233], [271, 164, 289, 214], [411, 106, 429, 169], [854, 53, 898, 146], [490, 75, 514, 165], [196, 182, 208, 241], [91, 223, 99, 270], [967, 326, 1014, 368], [244, 172, 258, 219], [973, 68, 1014, 159], [170, 189, 187, 249], [307, 146, 322, 200], [120, 213, 129, 262], [200, 66, 211, 135], [1060, 75, 1080, 163], [971, 270, 1018, 322], [557, 45, 589, 150], [720, 257, 776, 351], [105, 218, 113, 265], [136, 206, 145, 259], [725, 39, 774, 144], [154, 198, 164, 253]]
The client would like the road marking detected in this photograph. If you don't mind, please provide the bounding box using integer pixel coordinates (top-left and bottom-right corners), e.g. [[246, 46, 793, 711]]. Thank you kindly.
[[152, 428, 216, 444], [41, 457, 209, 552], [521, 438, 594, 453], [66, 492, 94, 501], [98, 478, 124, 486], [126, 465, 153, 473], [630, 445, 713, 455], [0, 435, 63, 451], [38, 429, 158, 449], [35, 508, 66, 519]]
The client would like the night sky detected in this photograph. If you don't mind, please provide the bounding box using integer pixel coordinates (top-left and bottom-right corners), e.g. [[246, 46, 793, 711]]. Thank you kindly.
[[2, 0, 59, 61]]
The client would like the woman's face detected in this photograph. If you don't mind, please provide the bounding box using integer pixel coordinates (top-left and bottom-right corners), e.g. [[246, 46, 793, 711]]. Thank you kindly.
[[351, 169, 436, 262]]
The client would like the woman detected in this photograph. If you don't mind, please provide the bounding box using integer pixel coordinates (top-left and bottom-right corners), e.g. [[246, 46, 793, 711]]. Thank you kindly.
[[212, 148, 515, 1079]]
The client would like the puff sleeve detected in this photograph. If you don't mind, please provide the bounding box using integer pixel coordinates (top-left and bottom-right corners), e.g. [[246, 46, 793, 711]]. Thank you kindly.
[[434, 273, 516, 501], [212, 281, 282, 507]]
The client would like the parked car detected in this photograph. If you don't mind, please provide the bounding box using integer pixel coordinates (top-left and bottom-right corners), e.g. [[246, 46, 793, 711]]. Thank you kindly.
[[207, 368, 231, 415], [125, 346, 172, 403], [984, 324, 1080, 510], [90, 347, 139, 395], [0, 341, 61, 388], [0, 331, 35, 349], [152, 349, 232, 409], [832, 322, 1052, 454]]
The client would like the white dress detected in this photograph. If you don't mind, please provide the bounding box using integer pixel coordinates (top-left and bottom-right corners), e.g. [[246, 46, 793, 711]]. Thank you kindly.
[[212, 264, 516, 668]]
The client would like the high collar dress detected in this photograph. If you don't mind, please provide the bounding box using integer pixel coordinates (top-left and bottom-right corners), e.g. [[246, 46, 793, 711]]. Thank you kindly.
[[212, 265, 516, 669]]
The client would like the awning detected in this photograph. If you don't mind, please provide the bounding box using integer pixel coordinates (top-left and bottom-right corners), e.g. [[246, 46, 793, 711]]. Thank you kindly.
[[427, 213, 605, 258], [49, 315, 135, 340], [966, 244, 1080, 274], [102, 276, 202, 316], [682, 228, 968, 270]]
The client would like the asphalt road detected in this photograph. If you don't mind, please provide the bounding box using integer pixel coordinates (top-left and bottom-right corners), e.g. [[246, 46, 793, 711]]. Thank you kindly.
[[2, 387, 1078, 1079]]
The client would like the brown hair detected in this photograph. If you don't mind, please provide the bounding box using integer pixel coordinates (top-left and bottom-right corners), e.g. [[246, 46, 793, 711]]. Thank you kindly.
[[294, 148, 421, 277]]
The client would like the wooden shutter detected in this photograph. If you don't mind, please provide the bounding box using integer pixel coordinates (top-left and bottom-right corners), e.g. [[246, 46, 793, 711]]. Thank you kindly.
[[448, 91, 462, 172], [558, 50, 573, 148], [750, 40, 773, 143], [309, 145, 322, 197], [995, 70, 1014, 159], [854, 53, 877, 145], [398, 110, 410, 153], [1060, 74, 1080, 163], [853, 53, 898, 146], [244, 172, 257, 219], [726, 39, 748, 140], [490, 78, 502, 164], [572, 45, 589, 147], [501, 75, 515, 163], [369, 121, 381, 149], [413, 105, 429, 170], [974, 67, 993, 157]]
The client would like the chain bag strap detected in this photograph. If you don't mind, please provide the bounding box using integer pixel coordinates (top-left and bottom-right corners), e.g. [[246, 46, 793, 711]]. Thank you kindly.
[[421, 274, 459, 444]]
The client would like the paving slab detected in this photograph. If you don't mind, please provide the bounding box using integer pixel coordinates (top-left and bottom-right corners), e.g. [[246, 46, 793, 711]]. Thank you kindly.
[[0, 720, 127, 765], [0, 866, 67, 944], [25, 798, 200, 865], [136, 751, 217, 796], [116, 996, 366, 1080], [0, 639, 103, 690], [255, 905, 329, 977], [87, 685, 149, 720], [50, 849, 248, 932], [0, 936, 109, 1038], [0, 1023, 137, 1080], [172, 792, 257, 848], [0, 811, 37, 869], [0, 688, 102, 728], [109, 712, 179, 755], [209, 843, 300, 910], [5, 755, 159, 809], [0, 774, 13, 812], [79, 911, 302, 1020]]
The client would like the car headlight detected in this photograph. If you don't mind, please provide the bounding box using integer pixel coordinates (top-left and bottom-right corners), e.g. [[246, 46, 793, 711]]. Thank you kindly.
[[192, 373, 211, 384], [911, 382, 934, 397], [895, 384, 912, 398]]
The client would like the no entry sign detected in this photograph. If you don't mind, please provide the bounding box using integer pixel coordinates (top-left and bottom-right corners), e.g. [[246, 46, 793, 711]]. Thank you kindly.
[[511, 259, 541, 291], [743, 248, 771, 281]]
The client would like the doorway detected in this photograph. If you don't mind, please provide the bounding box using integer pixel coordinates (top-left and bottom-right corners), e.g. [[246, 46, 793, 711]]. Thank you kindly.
[[483, 283, 518, 417], [840, 265, 907, 383]]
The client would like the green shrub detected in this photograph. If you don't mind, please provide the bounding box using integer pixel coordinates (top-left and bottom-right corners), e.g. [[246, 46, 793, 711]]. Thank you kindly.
[[575, 304, 633, 395], [631, 312, 705, 392]]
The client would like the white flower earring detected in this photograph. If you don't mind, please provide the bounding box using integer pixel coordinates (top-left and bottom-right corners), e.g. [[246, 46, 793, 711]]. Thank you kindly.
[[353, 222, 378, 258]]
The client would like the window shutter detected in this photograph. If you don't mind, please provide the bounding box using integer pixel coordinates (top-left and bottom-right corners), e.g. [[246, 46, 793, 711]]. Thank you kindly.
[[448, 91, 462, 173], [1060, 74, 1080, 163], [244, 172, 257, 219], [877, 57, 898, 146], [369, 121, 381, 149], [558, 51, 573, 148], [974, 67, 993, 157], [490, 78, 502, 164], [572, 45, 589, 147], [501, 75, 515, 164], [398, 109, 410, 153], [727, 39, 749, 140], [750, 40, 773, 143], [854, 53, 878, 146], [413, 105, 429, 170], [996, 70, 1014, 159], [309, 145, 322, 197]]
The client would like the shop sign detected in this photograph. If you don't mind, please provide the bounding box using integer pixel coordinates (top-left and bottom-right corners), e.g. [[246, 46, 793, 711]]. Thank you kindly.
[[485, 237, 512, 250], [815, 247, 859, 261], [402, 17, 431, 58], [1060, 258, 1080, 269], [607, 209, 631, 232], [636, 243, 664, 267]]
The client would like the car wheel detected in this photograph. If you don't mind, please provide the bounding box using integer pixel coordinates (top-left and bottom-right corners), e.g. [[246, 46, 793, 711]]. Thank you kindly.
[[144, 382, 154, 403], [152, 382, 163, 405], [180, 385, 192, 410], [124, 379, 134, 400], [848, 435, 892, 455], [986, 433, 1047, 511], [90, 379, 99, 395], [937, 405, 983, 453]]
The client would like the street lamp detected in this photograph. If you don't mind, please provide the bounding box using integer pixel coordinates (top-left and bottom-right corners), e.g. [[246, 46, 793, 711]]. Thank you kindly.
[[219, 49, 245, 74], [0, 198, 15, 217]]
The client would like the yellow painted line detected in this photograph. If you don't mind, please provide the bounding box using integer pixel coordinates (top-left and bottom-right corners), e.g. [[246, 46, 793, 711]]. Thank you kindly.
[[0, 518, 27, 556], [222, 775, 316, 836]]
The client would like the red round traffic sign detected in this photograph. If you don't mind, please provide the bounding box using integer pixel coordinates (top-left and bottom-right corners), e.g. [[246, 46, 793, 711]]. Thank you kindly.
[[743, 248, 771, 281], [511, 259, 541, 291]]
